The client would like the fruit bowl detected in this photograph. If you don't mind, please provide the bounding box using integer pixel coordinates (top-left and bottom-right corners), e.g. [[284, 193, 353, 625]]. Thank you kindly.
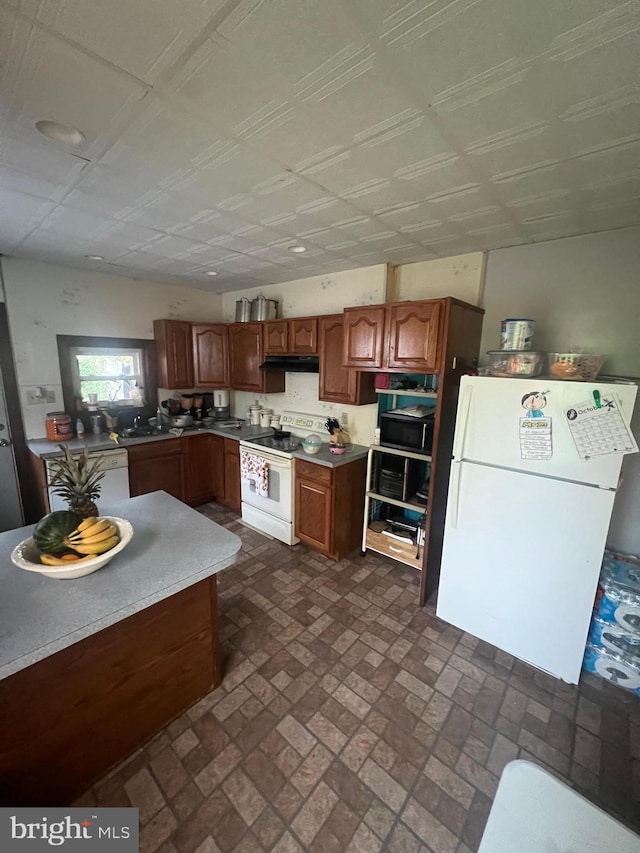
[[11, 517, 134, 579]]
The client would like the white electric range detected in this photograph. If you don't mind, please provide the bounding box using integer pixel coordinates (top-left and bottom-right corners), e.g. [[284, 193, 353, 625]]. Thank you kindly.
[[239, 411, 329, 544]]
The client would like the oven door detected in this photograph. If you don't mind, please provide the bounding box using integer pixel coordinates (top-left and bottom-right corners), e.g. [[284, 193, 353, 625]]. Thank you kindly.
[[240, 448, 294, 522]]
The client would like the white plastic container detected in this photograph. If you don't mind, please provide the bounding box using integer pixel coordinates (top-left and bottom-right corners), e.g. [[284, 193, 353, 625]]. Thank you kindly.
[[500, 319, 535, 350]]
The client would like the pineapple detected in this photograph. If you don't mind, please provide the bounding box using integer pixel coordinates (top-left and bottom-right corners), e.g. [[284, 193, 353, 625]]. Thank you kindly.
[[49, 444, 105, 518]]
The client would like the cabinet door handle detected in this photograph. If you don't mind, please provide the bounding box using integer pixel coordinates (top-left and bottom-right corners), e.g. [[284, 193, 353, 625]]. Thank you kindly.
[[453, 384, 472, 461], [449, 461, 462, 529]]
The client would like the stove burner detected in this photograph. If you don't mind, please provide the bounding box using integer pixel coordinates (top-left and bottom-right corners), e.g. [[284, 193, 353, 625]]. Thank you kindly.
[[251, 435, 302, 452]]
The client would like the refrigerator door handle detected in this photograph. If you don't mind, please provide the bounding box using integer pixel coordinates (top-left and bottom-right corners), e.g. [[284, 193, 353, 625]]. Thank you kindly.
[[453, 384, 472, 460], [449, 461, 462, 529]]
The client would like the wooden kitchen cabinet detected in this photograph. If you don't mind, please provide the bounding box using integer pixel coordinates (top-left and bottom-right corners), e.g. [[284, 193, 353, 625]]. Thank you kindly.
[[221, 438, 241, 511], [295, 457, 367, 561], [342, 299, 444, 373], [342, 305, 387, 369], [192, 324, 229, 388], [264, 318, 318, 355], [264, 321, 288, 354], [184, 434, 215, 506], [209, 435, 225, 501], [153, 319, 194, 389], [386, 300, 442, 372], [289, 317, 317, 353], [319, 314, 376, 405], [229, 323, 285, 393], [127, 439, 185, 502]]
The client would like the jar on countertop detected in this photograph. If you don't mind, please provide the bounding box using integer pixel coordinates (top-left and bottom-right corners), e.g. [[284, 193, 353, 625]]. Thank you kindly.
[[46, 411, 73, 442]]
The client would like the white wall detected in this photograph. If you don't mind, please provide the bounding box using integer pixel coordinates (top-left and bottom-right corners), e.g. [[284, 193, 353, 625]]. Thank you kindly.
[[2, 258, 222, 439], [480, 226, 640, 555], [390, 252, 486, 305]]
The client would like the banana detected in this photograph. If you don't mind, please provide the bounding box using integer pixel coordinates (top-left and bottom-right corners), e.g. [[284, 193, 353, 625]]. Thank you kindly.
[[41, 554, 80, 566], [68, 524, 117, 546], [72, 535, 119, 555], [77, 516, 99, 533], [69, 518, 111, 540]]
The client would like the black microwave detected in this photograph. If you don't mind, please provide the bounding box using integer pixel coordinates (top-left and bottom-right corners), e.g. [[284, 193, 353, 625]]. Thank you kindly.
[[380, 411, 435, 455]]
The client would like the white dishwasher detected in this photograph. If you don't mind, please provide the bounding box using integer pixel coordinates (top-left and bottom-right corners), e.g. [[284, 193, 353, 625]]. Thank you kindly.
[[45, 448, 130, 512]]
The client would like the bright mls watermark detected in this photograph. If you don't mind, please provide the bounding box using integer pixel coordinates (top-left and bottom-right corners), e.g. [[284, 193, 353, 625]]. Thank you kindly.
[[1, 809, 138, 851]]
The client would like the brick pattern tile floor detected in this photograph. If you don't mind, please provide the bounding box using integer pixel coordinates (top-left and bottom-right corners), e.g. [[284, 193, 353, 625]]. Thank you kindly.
[[77, 502, 640, 852]]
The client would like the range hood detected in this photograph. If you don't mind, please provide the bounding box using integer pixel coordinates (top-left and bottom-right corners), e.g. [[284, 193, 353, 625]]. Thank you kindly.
[[259, 355, 320, 373]]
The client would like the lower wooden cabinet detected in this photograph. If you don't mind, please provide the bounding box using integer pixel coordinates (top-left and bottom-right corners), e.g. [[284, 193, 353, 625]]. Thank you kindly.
[[209, 435, 225, 502], [185, 434, 215, 506], [295, 457, 366, 561], [127, 440, 185, 502], [127, 435, 239, 509], [221, 438, 241, 511]]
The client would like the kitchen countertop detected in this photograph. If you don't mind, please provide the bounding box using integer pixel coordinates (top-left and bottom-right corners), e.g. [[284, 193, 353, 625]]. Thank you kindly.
[[27, 422, 273, 458], [0, 491, 241, 680], [292, 442, 369, 467]]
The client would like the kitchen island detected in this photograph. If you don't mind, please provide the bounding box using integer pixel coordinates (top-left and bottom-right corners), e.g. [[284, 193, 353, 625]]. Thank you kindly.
[[0, 491, 241, 806]]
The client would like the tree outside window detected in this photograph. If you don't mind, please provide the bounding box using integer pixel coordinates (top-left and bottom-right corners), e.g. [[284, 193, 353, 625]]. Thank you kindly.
[[71, 347, 144, 404]]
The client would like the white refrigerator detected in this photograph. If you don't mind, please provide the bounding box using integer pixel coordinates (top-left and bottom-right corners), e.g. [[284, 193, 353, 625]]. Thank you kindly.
[[436, 376, 638, 684]]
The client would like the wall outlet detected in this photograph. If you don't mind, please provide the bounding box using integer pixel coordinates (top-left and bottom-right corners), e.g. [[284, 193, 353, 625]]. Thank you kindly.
[[27, 388, 56, 405], [340, 411, 349, 426]]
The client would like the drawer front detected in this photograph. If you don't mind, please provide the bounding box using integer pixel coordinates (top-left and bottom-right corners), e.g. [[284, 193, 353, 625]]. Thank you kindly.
[[296, 458, 333, 484]]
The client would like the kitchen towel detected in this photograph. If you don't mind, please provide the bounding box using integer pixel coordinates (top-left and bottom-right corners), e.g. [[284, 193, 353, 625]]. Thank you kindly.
[[240, 450, 269, 497]]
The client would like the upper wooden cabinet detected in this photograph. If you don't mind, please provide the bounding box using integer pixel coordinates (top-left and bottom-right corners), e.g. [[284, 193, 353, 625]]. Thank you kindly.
[[192, 324, 229, 388], [264, 321, 288, 354], [319, 314, 376, 406], [386, 300, 442, 372], [264, 318, 318, 355], [342, 306, 386, 369], [229, 323, 285, 394], [342, 299, 444, 373], [289, 318, 317, 354], [153, 320, 194, 389]]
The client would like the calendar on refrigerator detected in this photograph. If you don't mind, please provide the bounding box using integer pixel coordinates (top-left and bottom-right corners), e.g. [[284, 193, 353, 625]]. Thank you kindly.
[[564, 394, 638, 461]]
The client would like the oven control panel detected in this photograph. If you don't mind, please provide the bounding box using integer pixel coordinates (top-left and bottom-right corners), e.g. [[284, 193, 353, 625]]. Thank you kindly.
[[280, 412, 327, 433]]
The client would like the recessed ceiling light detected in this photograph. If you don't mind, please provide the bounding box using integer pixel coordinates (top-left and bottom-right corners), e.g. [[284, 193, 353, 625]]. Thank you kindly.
[[288, 245, 307, 253], [205, 270, 218, 276], [84, 254, 104, 261], [36, 120, 85, 146]]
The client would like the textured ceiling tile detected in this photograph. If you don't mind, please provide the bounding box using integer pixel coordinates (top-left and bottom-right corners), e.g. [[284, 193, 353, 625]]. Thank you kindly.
[[1, 11, 147, 147], [1, 0, 639, 286], [33, 0, 225, 83]]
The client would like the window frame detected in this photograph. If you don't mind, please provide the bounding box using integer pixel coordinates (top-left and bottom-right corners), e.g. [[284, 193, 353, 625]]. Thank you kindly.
[[71, 345, 144, 406], [57, 335, 158, 417]]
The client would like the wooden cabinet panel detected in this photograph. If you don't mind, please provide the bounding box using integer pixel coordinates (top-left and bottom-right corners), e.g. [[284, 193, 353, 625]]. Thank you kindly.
[[295, 478, 332, 552], [229, 323, 285, 393], [127, 441, 185, 502], [153, 320, 194, 389], [295, 458, 366, 560], [319, 315, 376, 405], [290, 318, 317, 354], [221, 438, 241, 511], [0, 578, 218, 806], [192, 324, 229, 388], [264, 321, 288, 354], [386, 300, 442, 372], [342, 306, 386, 369], [184, 434, 214, 506], [209, 435, 225, 501]]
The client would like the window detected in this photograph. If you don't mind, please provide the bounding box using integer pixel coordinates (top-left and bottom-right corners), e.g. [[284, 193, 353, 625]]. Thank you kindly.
[[57, 335, 157, 416], [71, 346, 144, 405]]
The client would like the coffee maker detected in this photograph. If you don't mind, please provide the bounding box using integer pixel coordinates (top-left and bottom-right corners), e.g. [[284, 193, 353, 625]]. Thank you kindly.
[[212, 389, 230, 420]]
